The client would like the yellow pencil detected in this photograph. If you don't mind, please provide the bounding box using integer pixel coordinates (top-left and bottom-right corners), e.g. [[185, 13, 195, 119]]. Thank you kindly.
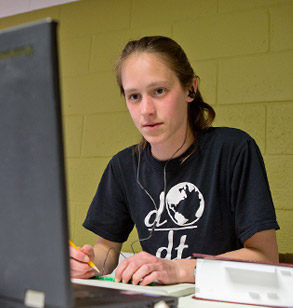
[[69, 240, 100, 273]]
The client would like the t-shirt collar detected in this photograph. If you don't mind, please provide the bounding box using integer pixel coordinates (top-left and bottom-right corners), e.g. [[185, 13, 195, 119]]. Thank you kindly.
[[144, 142, 196, 171]]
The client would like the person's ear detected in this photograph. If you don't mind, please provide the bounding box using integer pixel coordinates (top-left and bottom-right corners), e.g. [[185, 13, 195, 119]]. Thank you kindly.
[[187, 78, 198, 102], [188, 88, 196, 99]]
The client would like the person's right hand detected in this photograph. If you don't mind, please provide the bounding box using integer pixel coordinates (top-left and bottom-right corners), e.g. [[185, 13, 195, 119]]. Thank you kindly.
[[69, 243, 96, 279]]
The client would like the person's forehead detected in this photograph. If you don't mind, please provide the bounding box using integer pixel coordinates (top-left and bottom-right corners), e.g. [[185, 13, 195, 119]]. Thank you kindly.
[[121, 52, 176, 81], [123, 51, 171, 69], [122, 57, 179, 93]]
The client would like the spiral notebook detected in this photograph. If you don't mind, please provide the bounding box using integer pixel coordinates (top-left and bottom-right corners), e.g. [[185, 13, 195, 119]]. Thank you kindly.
[[0, 19, 178, 308]]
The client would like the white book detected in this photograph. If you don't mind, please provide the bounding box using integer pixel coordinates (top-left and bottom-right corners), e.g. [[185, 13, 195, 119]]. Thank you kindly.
[[193, 254, 293, 308]]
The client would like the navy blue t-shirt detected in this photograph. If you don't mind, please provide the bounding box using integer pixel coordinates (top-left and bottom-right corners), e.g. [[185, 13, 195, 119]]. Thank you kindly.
[[83, 127, 279, 260]]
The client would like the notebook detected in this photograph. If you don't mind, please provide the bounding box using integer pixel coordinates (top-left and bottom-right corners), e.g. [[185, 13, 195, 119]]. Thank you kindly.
[[0, 19, 178, 308]]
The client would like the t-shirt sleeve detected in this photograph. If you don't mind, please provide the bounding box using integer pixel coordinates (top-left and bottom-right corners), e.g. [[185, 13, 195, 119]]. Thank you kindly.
[[83, 158, 134, 243], [230, 138, 279, 244]]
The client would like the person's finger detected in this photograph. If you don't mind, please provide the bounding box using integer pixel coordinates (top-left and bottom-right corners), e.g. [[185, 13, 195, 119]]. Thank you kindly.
[[69, 245, 90, 263]]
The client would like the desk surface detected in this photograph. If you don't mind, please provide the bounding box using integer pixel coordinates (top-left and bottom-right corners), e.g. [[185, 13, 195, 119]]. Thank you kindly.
[[178, 295, 267, 308], [73, 278, 268, 308]]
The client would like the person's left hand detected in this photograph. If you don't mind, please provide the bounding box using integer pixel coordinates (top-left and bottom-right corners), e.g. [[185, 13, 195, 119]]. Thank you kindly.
[[114, 251, 180, 285]]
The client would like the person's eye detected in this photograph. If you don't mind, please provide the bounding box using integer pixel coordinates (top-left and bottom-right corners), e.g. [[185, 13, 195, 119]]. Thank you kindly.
[[155, 88, 165, 95], [129, 93, 140, 101]]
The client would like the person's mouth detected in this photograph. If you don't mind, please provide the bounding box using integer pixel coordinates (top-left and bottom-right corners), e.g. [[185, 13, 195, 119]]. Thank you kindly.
[[143, 122, 162, 130]]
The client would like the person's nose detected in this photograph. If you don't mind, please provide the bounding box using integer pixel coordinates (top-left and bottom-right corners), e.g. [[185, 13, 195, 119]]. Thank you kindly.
[[140, 95, 155, 116]]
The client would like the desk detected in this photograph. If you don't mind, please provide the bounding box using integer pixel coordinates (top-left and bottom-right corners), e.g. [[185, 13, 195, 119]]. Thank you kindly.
[[73, 279, 268, 308], [178, 296, 266, 308]]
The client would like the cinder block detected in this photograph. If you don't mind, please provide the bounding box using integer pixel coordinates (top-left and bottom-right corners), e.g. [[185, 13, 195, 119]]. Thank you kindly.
[[67, 200, 77, 241], [63, 115, 83, 157], [90, 31, 127, 73], [218, 52, 293, 104], [191, 60, 217, 106], [267, 102, 293, 154], [275, 209, 293, 254], [171, 0, 218, 19], [173, 9, 268, 61], [59, 0, 131, 37], [66, 157, 109, 203], [129, 0, 169, 28], [265, 154, 293, 211], [59, 36, 91, 77], [90, 25, 171, 73], [131, 0, 217, 27], [219, 0, 293, 12], [213, 104, 266, 154], [73, 201, 99, 247], [270, 4, 293, 51], [82, 112, 140, 157], [61, 73, 126, 115]]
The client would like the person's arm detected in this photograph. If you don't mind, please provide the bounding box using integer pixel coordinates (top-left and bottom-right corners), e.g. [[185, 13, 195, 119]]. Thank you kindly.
[[114, 229, 278, 285], [70, 237, 122, 279], [219, 229, 279, 262], [93, 237, 122, 275]]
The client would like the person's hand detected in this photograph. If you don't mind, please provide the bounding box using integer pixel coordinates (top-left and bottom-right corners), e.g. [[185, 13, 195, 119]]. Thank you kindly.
[[114, 251, 181, 285], [69, 243, 96, 279]]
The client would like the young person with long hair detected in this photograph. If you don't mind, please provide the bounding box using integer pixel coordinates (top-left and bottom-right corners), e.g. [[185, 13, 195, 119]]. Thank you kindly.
[[70, 36, 279, 285]]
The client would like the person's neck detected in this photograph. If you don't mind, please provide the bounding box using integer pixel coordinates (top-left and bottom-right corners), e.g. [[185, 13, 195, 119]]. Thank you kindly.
[[150, 131, 195, 161]]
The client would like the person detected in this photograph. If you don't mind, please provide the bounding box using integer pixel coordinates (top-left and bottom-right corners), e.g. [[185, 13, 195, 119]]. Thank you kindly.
[[70, 36, 279, 286]]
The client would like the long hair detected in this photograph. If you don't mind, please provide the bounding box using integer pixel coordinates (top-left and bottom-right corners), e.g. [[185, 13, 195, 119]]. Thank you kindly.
[[115, 36, 215, 150]]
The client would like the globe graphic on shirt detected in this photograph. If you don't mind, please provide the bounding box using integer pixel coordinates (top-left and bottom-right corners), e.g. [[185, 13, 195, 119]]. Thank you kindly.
[[165, 182, 205, 226]]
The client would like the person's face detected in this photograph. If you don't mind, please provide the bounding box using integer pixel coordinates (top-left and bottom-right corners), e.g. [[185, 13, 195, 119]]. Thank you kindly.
[[121, 52, 194, 153]]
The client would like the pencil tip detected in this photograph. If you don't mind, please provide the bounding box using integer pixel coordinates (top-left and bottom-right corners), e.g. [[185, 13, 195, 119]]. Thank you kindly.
[[93, 265, 100, 273]]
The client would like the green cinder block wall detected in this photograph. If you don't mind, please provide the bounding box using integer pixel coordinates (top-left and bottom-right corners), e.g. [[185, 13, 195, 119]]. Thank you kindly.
[[1, 0, 292, 254]]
